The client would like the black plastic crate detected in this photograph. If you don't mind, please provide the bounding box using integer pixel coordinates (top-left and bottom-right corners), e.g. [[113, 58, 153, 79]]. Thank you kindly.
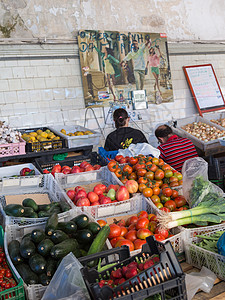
[[79, 246, 130, 268], [81, 236, 187, 300], [19, 127, 66, 153], [205, 156, 225, 180], [35, 151, 106, 173]]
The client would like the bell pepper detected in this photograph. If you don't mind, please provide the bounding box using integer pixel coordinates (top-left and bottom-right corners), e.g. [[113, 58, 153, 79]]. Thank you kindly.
[[20, 167, 32, 176]]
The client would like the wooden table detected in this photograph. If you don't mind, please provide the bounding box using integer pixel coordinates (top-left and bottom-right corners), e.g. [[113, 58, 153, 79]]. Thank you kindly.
[[181, 262, 225, 299]]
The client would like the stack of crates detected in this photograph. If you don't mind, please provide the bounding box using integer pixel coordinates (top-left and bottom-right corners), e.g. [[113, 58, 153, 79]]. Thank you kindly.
[[205, 155, 225, 191]]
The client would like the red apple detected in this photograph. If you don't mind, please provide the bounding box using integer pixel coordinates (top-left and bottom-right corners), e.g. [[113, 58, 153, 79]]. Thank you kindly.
[[106, 184, 120, 192], [94, 184, 107, 193], [84, 165, 94, 172], [66, 189, 76, 200], [93, 164, 101, 170], [70, 166, 82, 173], [99, 196, 112, 205], [62, 168, 71, 174], [91, 201, 100, 206], [124, 180, 139, 194], [76, 197, 90, 206], [74, 189, 87, 202], [87, 192, 99, 203], [79, 161, 90, 169], [74, 186, 85, 193], [116, 186, 130, 201]]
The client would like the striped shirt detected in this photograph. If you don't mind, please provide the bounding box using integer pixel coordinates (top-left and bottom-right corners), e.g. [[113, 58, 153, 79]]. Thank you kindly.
[[157, 135, 198, 172]]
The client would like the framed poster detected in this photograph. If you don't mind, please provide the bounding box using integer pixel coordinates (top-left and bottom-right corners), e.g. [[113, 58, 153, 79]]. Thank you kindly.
[[183, 64, 225, 116], [78, 30, 174, 107]]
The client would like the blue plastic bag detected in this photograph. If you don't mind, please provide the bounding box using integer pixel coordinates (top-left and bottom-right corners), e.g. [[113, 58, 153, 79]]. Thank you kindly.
[[217, 232, 225, 256]]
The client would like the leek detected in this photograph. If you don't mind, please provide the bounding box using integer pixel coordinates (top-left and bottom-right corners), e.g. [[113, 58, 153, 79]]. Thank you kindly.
[[167, 214, 221, 229]]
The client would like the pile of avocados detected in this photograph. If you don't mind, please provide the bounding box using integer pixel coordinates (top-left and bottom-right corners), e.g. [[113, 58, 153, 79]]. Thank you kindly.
[[4, 198, 71, 218], [8, 213, 109, 286]]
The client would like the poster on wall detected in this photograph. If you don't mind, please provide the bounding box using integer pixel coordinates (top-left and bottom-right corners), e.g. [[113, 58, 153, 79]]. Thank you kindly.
[[78, 30, 174, 108]]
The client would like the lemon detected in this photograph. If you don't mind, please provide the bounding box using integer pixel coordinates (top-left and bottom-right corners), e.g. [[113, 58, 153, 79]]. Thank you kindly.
[[75, 131, 84, 136], [36, 129, 43, 135], [60, 129, 66, 135], [40, 132, 48, 138], [45, 129, 51, 134], [53, 136, 60, 140], [29, 132, 37, 137], [48, 133, 55, 139], [29, 136, 36, 142], [36, 135, 42, 141], [84, 130, 93, 135]]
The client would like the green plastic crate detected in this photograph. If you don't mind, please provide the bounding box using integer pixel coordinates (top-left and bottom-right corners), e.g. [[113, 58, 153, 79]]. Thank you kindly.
[[0, 226, 25, 300]]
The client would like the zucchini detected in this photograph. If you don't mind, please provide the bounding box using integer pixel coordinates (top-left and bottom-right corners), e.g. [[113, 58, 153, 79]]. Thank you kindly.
[[45, 258, 57, 277], [45, 213, 58, 236], [8, 240, 24, 265], [72, 247, 82, 258], [72, 214, 89, 229], [31, 229, 46, 244], [29, 253, 47, 274], [50, 239, 78, 259], [57, 221, 77, 235], [38, 204, 51, 212], [22, 198, 38, 212], [76, 229, 93, 245], [16, 263, 39, 285], [30, 211, 39, 218], [48, 205, 61, 215], [4, 204, 24, 217], [59, 201, 71, 212], [23, 207, 34, 217], [20, 236, 36, 259], [38, 211, 52, 218], [86, 222, 101, 235], [50, 230, 69, 244], [37, 239, 54, 257], [87, 224, 110, 257], [38, 273, 51, 286]]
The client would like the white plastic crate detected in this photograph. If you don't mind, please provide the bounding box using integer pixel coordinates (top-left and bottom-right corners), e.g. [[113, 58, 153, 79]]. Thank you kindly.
[[185, 222, 225, 280], [0, 174, 77, 227], [4, 210, 104, 300], [49, 125, 101, 148], [202, 111, 225, 131], [0, 163, 42, 190]]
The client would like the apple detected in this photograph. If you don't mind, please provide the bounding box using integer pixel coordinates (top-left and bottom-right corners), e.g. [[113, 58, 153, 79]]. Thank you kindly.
[[62, 168, 71, 174], [84, 165, 94, 172], [94, 184, 107, 193], [93, 164, 101, 170], [70, 166, 82, 173], [76, 197, 90, 206], [91, 201, 100, 206], [79, 161, 90, 169], [74, 189, 87, 202], [66, 189, 76, 201], [99, 196, 112, 205], [74, 186, 85, 193], [87, 191, 99, 203], [106, 184, 120, 193], [116, 186, 130, 201], [125, 180, 139, 194]]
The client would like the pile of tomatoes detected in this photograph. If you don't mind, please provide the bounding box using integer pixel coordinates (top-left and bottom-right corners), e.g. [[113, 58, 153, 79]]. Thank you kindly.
[[98, 211, 173, 252], [0, 247, 17, 292]]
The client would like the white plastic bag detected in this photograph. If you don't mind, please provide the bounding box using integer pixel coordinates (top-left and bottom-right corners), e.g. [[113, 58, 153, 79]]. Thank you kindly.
[[41, 252, 90, 300], [185, 266, 216, 300], [117, 143, 160, 158]]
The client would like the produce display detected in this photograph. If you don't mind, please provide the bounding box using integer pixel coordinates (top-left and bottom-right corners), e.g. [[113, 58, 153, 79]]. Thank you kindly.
[[43, 161, 101, 176], [8, 213, 110, 286], [181, 121, 225, 142], [60, 129, 94, 136], [99, 210, 174, 252], [108, 154, 183, 188], [0, 245, 17, 291], [210, 118, 225, 128], [67, 183, 131, 207], [4, 197, 71, 218], [0, 121, 22, 144], [193, 231, 224, 253], [21, 129, 60, 144]]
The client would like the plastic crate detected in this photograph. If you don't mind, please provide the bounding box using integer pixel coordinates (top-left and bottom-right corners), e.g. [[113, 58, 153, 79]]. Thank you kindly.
[[0, 174, 77, 227], [0, 137, 26, 158], [4, 211, 109, 300], [81, 235, 187, 300], [35, 152, 106, 173], [18, 127, 66, 153], [0, 226, 25, 300], [185, 222, 225, 280], [49, 125, 101, 148], [98, 147, 118, 164]]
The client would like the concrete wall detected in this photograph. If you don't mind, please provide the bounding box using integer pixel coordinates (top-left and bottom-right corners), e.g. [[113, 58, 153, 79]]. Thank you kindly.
[[1, 0, 225, 147]]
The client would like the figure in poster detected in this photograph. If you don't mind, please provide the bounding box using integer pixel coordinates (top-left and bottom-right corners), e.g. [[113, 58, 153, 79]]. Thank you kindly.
[[121, 39, 150, 91], [146, 45, 162, 97], [94, 46, 120, 101]]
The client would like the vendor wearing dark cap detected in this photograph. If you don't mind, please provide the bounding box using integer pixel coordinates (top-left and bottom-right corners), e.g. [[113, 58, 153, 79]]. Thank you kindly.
[[104, 108, 148, 151]]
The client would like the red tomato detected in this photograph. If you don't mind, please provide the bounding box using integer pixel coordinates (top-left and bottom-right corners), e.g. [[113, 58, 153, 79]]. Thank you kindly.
[[164, 200, 176, 211], [115, 168, 123, 178], [162, 164, 171, 171], [137, 168, 147, 177], [171, 190, 179, 198], [134, 239, 147, 250], [154, 169, 164, 180], [129, 157, 138, 165], [125, 230, 137, 242], [119, 158, 127, 164], [107, 161, 118, 172], [154, 234, 165, 242], [115, 155, 123, 162], [160, 194, 171, 203], [115, 239, 134, 252], [155, 227, 169, 239], [142, 188, 153, 198], [145, 171, 154, 181], [174, 196, 187, 207], [136, 217, 149, 230], [151, 195, 161, 204], [128, 172, 138, 181], [126, 216, 138, 226], [123, 165, 133, 174], [108, 224, 122, 239], [120, 226, 128, 237], [162, 187, 173, 197], [137, 211, 148, 219], [110, 236, 125, 248], [97, 220, 107, 227], [160, 207, 171, 213], [138, 183, 147, 192], [164, 169, 173, 178]]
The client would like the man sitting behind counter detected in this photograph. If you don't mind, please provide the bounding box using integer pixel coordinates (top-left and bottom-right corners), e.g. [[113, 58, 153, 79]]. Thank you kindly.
[[155, 124, 198, 172]]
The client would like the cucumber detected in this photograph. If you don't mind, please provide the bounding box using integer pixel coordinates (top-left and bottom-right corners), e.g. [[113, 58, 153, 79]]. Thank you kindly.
[[72, 214, 89, 229], [38, 204, 51, 212], [20, 236, 36, 259], [8, 240, 24, 265], [57, 222, 77, 235], [45, 258, 57, 277], [76, 229, 93, 245], [30, 211, 39, 218], [31, 229, 46, 244], [86, 222, 101, 235], [23, 207, 34, 217], [29, 253, 47, 274], [37, 239, 54, 257], [48, 206, 61, 215], [45, 213, 58, 236], [22, 198, 38, 212], [16, 263, 39, 285], [50, 239, 78, 259], [59, 201, 71, 212], [4, 204, 24, 217], [38, 273, 51, 286], [87, 224, 110, 257], [50, 230, 69, 244], [38, 211, 52, 218]]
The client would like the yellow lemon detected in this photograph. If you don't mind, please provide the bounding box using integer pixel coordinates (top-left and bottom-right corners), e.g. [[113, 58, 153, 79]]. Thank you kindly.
[[48, 133, 55, 139], [53, 136, 60, 140], [29, 132, 37, 137], [40, 132, 48, 138], [45, 129, 51, 134], [29, 136, 36, 142], [84, 130, 93, 135], [36, 129, 43, 135], [60, 129, 66, 135], [76, 131, 84, 136]]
